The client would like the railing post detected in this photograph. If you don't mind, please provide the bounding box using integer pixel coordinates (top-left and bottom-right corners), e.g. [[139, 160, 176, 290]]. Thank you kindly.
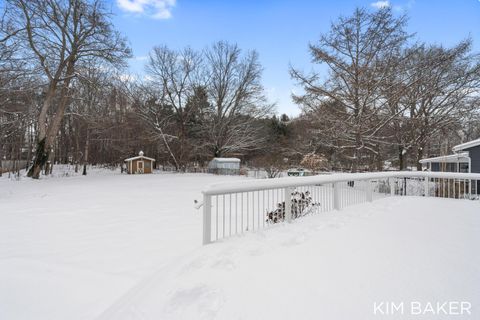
[[203, 193, 212, 245], [333, 182, 341, 210], [469, 179, 472, 199], [284, 187, 293, 222], [366, 179, 373, 202], [389, 178, 395, 196], [424, 177, 429, 197]]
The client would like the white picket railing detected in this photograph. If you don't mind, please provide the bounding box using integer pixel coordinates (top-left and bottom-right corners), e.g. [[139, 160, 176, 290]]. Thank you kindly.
[[202, 171, 480, 244]]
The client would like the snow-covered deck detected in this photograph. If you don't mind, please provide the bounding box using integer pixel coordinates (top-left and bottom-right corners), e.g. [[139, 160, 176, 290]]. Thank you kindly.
[[0, 172, 479, 319]]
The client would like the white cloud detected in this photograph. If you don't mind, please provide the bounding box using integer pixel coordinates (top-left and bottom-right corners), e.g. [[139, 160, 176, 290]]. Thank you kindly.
[[370, 1, 390, 9], [117, 0, 176, 19], [392, 0, 416, 12]]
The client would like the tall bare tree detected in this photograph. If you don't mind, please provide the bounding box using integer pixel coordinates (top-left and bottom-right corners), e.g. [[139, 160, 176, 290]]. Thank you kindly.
[[5, 0, 130, 178], [291, 8, 409, 171], [205, 41, 272, 157], [399, 40, 480, 169], [144, 46, 203, 169], [0, 9, 38, 176], [128, 82, 181, 169]]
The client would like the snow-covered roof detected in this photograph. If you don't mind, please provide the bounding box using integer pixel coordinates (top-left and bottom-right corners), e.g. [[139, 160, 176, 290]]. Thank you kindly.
[[419, 152, 470, 164], [452, 138, 480, 152], [124, 155, 156, 162], [210, 158, 241, 163]]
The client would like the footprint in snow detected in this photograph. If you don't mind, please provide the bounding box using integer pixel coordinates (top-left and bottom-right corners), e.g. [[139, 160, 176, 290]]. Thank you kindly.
[[248, 247, 265, 256], [211, 256, 236, 271], [165, 285, 224, 319], [327, 221, 346, 228], [282, 233, 308, 246], [179, 255, 209, 274]]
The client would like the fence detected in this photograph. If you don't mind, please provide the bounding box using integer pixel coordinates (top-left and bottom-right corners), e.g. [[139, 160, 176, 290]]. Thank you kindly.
[[201, 171, 480, 244], [158, 165, 208, 173], [208, 168, 240, 175], [0, 160, 28, 173]]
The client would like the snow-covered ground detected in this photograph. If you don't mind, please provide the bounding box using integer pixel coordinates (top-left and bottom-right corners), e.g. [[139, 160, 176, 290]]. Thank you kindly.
[[0, 171, 479, 319]]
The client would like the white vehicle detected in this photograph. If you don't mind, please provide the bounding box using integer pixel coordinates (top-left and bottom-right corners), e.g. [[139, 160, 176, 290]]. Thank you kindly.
[[287, 168, 313, 177]]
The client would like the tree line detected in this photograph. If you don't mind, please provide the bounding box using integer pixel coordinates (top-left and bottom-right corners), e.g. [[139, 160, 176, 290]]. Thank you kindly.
[[291, 8, 480, 172], [1, 1, 479, 178]]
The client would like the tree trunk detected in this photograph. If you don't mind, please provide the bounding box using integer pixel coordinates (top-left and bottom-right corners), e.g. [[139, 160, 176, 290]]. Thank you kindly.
[[351, 130, 362, 173], [27, 84, 57, 178], [28, 59, 75, 179], [26, 124, 32, 169], [416, 145, 424, 171], [398, 146, 404, 170], [160, 129, 179, 170], [376, 156, 383, 171], [27, 138, 49, 179], [43, 62, 75, 176], [351, 149, 359, 173], [74, 126, 79, 173], [83, 127, 89, 175]]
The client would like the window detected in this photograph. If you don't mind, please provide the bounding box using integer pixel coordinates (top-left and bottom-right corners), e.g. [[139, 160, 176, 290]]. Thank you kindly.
[[459, 163, 469, 173], [445, 163, 457, 172]]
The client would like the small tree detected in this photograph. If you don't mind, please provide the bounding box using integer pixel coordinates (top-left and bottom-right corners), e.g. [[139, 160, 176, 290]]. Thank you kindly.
[[300, 153, 328, 173], [252, 153, 287, 178]]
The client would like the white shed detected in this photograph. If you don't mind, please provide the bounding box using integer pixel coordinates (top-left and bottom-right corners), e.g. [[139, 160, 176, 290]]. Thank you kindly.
[[208, 158, 241, 175]]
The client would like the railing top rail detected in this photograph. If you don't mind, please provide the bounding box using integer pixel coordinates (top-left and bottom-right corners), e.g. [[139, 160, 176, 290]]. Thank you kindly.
[[203, 171, 480, 195]]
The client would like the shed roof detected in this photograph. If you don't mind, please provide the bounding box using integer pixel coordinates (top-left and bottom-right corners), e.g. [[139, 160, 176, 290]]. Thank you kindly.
[[210, 158, 241, 163], [124, 155, 156, 162], [419, 152, 470, 164], [452, 138, 480, 152]]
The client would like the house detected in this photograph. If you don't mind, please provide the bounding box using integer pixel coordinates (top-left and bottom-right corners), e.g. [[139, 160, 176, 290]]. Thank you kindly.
[[419, 138, 480, 173], [452, 138, 480, 173], [207, 158, 240, 175], [420, 138, 480, 196], [124, 151, 155, 174], [419, 153, 470, 173]]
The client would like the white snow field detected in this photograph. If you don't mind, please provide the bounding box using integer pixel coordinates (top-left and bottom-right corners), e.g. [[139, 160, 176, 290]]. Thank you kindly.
[[1, 171, 479, 320]]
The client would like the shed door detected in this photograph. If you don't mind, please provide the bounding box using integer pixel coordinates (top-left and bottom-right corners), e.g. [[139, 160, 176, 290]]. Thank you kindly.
[[138, 161, 144, 173], [144, 161, 151, 172]]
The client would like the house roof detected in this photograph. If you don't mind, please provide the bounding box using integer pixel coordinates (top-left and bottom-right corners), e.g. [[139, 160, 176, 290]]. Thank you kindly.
[[452, 138, 480, 152], [124, 155, 156, 162], [210, 158, 241, 163], [419, 152, 470, 164]]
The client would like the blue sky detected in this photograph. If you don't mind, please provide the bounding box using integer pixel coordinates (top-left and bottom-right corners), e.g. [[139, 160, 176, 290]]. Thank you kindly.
[[111, 0, 480, 116]]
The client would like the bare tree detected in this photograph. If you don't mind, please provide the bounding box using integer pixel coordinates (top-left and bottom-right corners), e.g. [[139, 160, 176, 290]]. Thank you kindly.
[[399, 40, 480, 169], [205, 41, 273, 157], [144, 46, 203, 169], [67, 62, 114, 174], [5, 0, 130, 178], [291, 8, 409, 172], [128, 82, 181, 169], [461, 102, 480, 142], [0, 10, 38, 176]]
